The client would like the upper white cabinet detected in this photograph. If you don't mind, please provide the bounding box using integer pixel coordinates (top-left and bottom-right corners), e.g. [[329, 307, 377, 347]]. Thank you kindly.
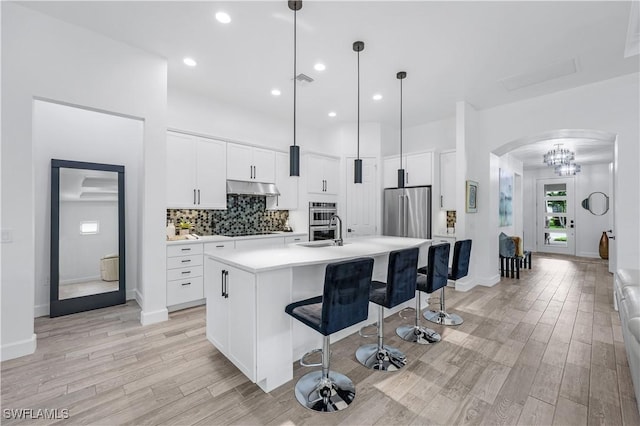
[[383, 156, 405, 188], [166, 132, 227, 209], [307, 154, 340, 195], [227, 143, 276, 183], [383, 152, 433, 188], [439, 151, 456, 210], [267, 152, 298, 210]]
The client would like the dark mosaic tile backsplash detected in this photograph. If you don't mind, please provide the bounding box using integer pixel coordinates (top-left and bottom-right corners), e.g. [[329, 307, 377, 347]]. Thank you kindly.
[[167, 195, 289, 236]]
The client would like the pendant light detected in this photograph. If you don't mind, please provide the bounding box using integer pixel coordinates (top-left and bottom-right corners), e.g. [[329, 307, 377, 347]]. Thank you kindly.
[[543, 144, 575, 167], [288, 0, 302, 177], [353, 41, 365, 184], [397, 71, 407, 188]]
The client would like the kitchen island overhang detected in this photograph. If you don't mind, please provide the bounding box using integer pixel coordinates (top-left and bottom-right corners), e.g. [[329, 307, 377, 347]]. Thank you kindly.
[[204, 236, 432, 392]]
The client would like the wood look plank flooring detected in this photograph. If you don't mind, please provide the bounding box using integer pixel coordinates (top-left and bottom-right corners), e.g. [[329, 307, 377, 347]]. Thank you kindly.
[[2, 254, 638, 425]]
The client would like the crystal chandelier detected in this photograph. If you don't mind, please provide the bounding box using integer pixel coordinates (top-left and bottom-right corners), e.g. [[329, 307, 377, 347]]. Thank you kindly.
[[543, 144, 575, 166], [555, 163, 581, 176]]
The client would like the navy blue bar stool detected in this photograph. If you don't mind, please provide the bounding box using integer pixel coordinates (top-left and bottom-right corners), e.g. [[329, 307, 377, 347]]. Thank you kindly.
[[424, 239, 472, 326], [355, 247, 419, 371], [396, 243, 449, 344], [285, 257, 374, 412]]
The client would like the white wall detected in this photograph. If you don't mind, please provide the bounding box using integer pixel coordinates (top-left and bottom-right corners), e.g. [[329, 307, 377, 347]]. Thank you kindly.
[[460, 73, 639, 290], [523, 163, 612, 257], [32, 100, 143, 315], [1, 3, 168, 360], [382, 117, 455, 157]]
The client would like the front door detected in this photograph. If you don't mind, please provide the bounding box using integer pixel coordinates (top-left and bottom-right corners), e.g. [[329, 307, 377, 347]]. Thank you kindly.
[[346, 157, 377, 238], [536, 178, 575, 255]]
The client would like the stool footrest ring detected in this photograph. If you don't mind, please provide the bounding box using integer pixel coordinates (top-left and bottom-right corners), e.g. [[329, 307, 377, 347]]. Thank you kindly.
[[358, 322, 378, 338], [300, 348, 324, 367]]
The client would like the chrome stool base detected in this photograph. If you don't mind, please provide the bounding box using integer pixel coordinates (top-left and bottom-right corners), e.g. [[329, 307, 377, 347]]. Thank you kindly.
[[294, 370, 355, 412], [396, 324, 441, 344], [423, 309, 464, 326], [355, 343, 407, 371]]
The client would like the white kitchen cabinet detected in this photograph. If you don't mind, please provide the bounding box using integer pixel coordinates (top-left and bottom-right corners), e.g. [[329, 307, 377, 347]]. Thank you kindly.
[[166, 243, 204, 308], [166, 132, 227, 209], [383, 152, 433, 188], [203, 241, 235, 252], [267, 152, 298, 210], [285, 234, 308, 244], [227, 143, 276, 183], [307, 154, 340, 195], [383, 156, 405, 188], [405, 152, 433, 186], [439, 151, 456, 210], [205, 259, 256, 381]]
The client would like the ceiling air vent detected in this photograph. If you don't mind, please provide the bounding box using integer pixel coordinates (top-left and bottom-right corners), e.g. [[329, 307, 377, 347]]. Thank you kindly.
[[295, 73, 314, 85], [500, 58, 578, 91]]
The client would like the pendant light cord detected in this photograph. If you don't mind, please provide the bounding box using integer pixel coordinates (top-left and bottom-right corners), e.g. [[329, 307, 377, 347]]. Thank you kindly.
[[293, 8, 297, 148], [357, 49, 360, 160], [399, 77, 403, 169]]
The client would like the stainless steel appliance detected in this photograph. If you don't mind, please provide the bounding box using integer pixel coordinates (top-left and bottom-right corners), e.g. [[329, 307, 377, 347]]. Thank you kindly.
[[383, 186, 432, 239], [309, 202, 337, 241]]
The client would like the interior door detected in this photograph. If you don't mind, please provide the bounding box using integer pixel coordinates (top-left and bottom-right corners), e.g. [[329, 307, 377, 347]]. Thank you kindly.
[[346, 157, 377, 238], [536, 178, 575, 255]]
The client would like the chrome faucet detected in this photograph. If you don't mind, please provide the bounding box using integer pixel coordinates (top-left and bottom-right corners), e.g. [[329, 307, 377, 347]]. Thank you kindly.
[[330, 214, 344, 246]]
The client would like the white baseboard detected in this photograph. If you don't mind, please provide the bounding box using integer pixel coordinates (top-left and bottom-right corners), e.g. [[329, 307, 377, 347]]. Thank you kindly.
[[34, 303, 49, 318], [140, 308, 168, 326], [60, 275, 101, 285], [577, 251, 600, 259], [1, 334, 37, 361], [135, 288, 144, 307], [126, 289, 136, 301]]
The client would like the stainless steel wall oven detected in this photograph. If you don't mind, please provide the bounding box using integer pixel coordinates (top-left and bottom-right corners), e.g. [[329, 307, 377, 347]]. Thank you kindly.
[[309, 202, 337, 241]]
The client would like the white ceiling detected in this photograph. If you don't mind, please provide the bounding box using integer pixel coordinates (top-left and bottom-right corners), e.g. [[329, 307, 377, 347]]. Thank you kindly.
[[19, 1, 639, 131]]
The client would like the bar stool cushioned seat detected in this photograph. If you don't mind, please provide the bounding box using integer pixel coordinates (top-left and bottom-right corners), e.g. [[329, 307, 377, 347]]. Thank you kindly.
[[397, 243, 449, 344], [356, 247, 419, 371], [285, 257, 374, 412], [424, 239, 472, 326]]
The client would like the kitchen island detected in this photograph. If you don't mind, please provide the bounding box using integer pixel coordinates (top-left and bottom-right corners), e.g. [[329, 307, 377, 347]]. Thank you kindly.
[[204, 235, 431, 392], [204, 236, 431, 392]]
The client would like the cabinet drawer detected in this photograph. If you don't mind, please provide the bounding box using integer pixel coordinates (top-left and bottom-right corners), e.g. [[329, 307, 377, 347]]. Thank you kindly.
[[167, 265, 203, 281], [167, 254, 203, 269], [167, 276, 204, 306], [285, 235, 307, 244], [167, 244, 203, 257], [204, 241, 236, 251]]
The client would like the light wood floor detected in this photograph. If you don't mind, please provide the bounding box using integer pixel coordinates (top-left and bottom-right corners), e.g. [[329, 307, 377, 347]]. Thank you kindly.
[[2, 254, 639, 425]]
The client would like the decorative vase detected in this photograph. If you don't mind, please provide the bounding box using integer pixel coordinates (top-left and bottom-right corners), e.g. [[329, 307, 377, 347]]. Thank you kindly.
[[599, 231, 609, 260]]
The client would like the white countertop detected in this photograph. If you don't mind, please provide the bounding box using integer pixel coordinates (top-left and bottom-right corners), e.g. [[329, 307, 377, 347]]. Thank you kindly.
[[166, 231, 307, 245], [204, 236, 431, 273]]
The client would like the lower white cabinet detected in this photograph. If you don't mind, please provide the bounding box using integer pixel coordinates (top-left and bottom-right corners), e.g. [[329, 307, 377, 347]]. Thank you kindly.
[[235, 237, 283, 250], [205, 259, 256, 381], [285, 235, 307, 244], [166, 243, 204, 307]]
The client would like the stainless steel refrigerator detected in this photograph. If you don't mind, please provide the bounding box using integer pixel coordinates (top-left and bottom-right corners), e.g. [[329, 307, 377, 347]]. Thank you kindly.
[[383, 186, 432, 239]]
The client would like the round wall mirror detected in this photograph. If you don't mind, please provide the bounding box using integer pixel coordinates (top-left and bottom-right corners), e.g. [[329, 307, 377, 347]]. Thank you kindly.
[[581, 191, 609, 216]]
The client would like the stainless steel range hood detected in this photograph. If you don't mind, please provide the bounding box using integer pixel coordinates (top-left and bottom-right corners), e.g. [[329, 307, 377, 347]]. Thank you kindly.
[[226, 180, 280, 197]]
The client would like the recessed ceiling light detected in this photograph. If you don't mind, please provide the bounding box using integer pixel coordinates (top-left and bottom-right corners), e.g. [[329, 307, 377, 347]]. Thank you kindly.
[[328, 112, 336, 117], [314, 63, 326, 71], [183, 57, 197, 67], [215, 11, 231, 24], [271, 89, 281, 96], [372, 94, 383, 101]]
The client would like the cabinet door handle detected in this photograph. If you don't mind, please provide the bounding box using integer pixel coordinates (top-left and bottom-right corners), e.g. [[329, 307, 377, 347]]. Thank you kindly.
[[221, 269, 226, 297], [181, 259, 191, 263], [181, 271, 191, 275], [215, 244, 225, 248], [224, 270, 229, 298], [193, 189, 196, 205], [197, 189, 201, 205], [181, 247, 191, 251], [440, 195, 443, 208], [181, 282, 191, 286], [406, 172, 409, 185]]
